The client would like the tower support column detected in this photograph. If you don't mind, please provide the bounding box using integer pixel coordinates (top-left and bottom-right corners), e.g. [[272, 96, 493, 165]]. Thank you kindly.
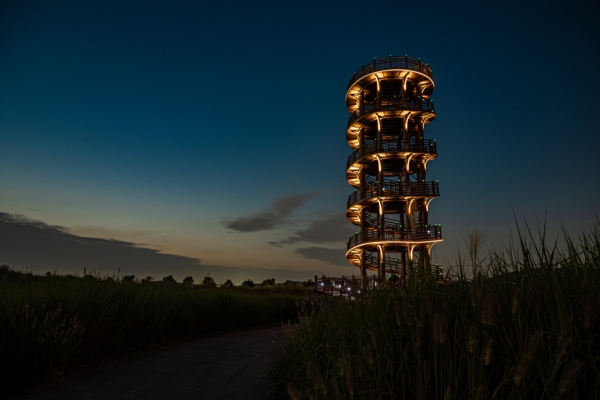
[[378, 244, 385, 279]]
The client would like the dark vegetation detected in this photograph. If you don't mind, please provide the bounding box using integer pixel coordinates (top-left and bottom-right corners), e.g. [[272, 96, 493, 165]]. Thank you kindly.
[[271, 222, 600, 399], [0, 268, 312, 393]]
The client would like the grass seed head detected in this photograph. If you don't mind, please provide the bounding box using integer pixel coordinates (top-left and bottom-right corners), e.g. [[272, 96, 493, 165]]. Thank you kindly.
[[366, 344, 375, 364], [444, 385, 452, 400], [480, 293, 501, 325], [484, 338, 495, 366], [369, 329, 377, 347], [514, 331, 540, 386], [468, 324, 477, 353], [356, 357, 364, 378], [418, 305, 426, 329], [403, 304, 413, 326], [555, 336, 571, 366], [433, 312, 446, 344], [432, 312, 441, 343], [395, 303, 403, 326], [287, 382, 300, 400], [512, 287, 521, 315], [425, 291, 433, 314], [559, 315, 573, 344], [333, 382, 343, 400], [307, 368, 320, 389], [474, 385, 485, 400], [559, 358, 586, 394], [527, 283, 543, 315], [344, 367, 354, 394], [492, 368, 514, 399], [441, 305, 449, 343], [471, 272, 483, 307], [584, 296, 595, 329]]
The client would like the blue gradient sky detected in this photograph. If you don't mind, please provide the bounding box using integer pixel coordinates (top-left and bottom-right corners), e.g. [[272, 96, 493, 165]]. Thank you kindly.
[[1, 0, 599, 281]]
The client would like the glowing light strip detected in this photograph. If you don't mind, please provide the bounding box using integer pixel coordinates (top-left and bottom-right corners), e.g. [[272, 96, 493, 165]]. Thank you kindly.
[[406, 198, 415, 215], [408, 245, 415, 261], [345, 239, 444, 258], [344, 69, 435, 100], [425, 197, 435, 212]]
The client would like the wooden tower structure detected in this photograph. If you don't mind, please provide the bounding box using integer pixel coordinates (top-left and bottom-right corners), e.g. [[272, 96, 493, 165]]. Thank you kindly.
[[345, 56, 443, 281]]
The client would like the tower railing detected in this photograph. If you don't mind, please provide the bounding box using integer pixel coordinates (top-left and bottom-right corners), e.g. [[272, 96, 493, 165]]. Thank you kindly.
[[347, 139, 437, 168], [348, 99, 434, 125], [347, 56, 433, 89], [346, 226, 442, 250], [347, 181, 439, 207]]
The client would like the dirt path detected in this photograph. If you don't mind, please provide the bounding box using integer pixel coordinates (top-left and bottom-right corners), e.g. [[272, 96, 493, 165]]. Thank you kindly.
[[11, 326, 287, 400]]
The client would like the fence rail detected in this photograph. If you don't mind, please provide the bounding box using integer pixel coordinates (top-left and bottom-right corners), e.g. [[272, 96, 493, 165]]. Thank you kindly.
[[314, 269, 446, 296], [314, 275, 383, 296]]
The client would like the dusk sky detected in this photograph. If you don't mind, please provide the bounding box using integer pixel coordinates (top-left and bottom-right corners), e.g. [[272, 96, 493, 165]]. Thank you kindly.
[[1, 0, 599, 283]]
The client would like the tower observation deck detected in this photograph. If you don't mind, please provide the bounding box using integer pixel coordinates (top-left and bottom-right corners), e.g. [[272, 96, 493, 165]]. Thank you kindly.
[[344, 56, 443, 281]]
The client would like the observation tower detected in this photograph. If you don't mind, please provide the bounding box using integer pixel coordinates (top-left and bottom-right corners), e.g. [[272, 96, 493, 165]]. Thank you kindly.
[[345, 56, 442, 281]]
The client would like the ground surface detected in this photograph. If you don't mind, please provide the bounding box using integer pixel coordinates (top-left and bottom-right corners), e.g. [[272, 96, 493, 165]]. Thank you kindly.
[[10, 326, 287, 400]]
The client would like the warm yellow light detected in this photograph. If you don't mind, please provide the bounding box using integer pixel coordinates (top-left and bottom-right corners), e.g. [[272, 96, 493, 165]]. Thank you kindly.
[[377, 198, 384, 215], [378, 244, 384, 262], [425, 197, 435, 212], [408, 244, 415, 261], [345, 239, 444, 259], [407, 198, 415, 215], [404, 154, 413, 171], [345, 69, 435, 100], [428, 242, 440, 256]]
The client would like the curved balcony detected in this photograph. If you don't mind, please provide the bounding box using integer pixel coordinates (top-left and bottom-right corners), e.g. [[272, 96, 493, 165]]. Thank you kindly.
[[347, 56, 433, 90], [347, 181, 439, 208], [362, 213, 432, 233], [347, 225, 442, 251], [348, 98, 434, 126], [347, 139, 436, 168]]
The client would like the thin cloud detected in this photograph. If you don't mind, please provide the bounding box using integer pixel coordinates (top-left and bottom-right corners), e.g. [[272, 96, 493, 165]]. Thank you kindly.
[[295, 246, 351, 267], [222, 193, 317, 233], [222, 211, 283, 232], [1, 212, 69, 232], [269, 213, 356, 246], [0, 212, 201, 271], [0, 212, 325, 284]]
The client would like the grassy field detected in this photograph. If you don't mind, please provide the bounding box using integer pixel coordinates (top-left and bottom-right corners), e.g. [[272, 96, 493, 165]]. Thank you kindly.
[[0, 269, 309, 393], [270, 222, 600, 399]]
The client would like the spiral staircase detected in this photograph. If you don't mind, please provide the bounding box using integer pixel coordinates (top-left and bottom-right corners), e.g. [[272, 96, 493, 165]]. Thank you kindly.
[[344, 56, 443, 281]]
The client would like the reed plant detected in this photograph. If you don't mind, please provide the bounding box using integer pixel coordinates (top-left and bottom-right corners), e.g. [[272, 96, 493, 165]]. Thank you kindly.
[[271, 221, 600, 399], [0, 269, 305, 392]]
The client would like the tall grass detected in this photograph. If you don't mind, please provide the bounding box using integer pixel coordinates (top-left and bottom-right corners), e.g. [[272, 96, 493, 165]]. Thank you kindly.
[[0, 270, 305, 392], [271, 221, 600, 399]]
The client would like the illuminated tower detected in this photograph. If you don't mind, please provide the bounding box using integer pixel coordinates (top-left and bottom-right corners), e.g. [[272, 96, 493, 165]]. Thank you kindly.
[[345, 56, 442, 281]]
